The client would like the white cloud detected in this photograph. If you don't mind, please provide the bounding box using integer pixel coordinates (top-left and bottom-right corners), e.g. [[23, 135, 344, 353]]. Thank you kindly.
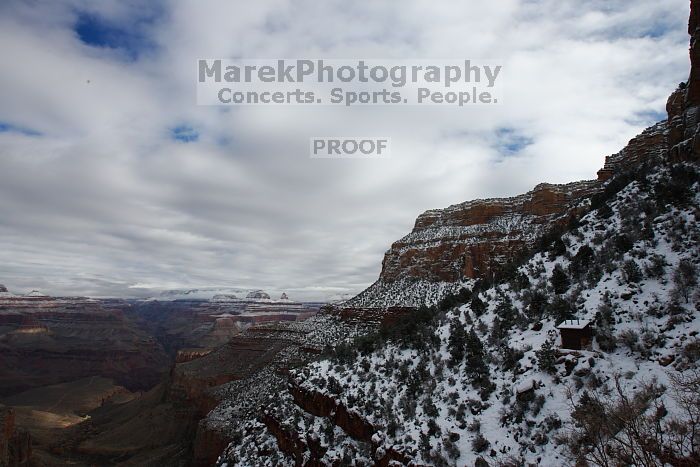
[[0, 0, 690, 299]]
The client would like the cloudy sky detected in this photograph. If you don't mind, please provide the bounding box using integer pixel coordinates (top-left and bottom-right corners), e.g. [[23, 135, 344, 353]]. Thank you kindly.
[[0, 0, 690, 300]]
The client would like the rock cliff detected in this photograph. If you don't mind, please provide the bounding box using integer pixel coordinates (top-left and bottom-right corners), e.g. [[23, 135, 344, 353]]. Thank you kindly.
[[0, 406, 30, 466], [379, 179, 600, 284]]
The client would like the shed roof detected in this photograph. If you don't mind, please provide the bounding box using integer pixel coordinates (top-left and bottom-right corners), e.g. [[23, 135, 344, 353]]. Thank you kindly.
[[557, 319, 590, 330]]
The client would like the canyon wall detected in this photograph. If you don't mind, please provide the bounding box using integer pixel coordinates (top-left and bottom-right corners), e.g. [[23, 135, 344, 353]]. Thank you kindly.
[[0, 293, 170, 396]]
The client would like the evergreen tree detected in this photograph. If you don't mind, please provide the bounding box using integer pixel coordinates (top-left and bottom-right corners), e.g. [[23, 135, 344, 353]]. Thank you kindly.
[[569, 245, 594, 278], [622, 259, 643, 284], [494, 293, 517, 328], [527, 289, 548, 318], [548, 296, 575, 323], [549, 238, 567, 258], [551, 264, 570, 294], [470, 295, 486, 316], [536, 337, 557, 374], [448, 319, 467, 367], [464, 329, 492, 397]]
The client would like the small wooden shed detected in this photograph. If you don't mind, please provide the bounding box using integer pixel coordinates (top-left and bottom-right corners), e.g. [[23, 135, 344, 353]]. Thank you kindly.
[[557, 319, 592, 350]]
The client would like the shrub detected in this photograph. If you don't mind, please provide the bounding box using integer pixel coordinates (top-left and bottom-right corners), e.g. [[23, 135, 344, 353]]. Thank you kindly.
[[614, 234, 634, 254], [563, 373, 700, 467], [499, 345, 525, 373], [622, 259, 643, 284], [597, 202, 613, 219], [471, 433, 490, 453], [596, 327, 617, 353], [549, 238, 567, 259], [618, 329, 640, 353], [527, 290, 549, 319], [644, 254, 667, 279], [654, 164, 698, 207], [672, 259, 698, 303]]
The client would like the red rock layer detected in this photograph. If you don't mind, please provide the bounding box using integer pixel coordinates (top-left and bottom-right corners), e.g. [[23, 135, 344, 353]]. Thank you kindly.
[[378, 180, 599, 286]]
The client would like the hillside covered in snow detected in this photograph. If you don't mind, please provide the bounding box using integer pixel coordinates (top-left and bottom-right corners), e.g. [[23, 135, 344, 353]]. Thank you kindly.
[[214, 4, 700, 465], [220, 154, 700, 466]]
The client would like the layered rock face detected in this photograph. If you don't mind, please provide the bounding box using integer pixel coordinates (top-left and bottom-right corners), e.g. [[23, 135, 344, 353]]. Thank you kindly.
[[195, 314, 374, 466], [666, 0, 700, 164], [124, 295, 320, 357], [0, 292, 170, 396], [596, 122, 668, 180], [346, 180, 603, 308], [382, 180, 599, 283]]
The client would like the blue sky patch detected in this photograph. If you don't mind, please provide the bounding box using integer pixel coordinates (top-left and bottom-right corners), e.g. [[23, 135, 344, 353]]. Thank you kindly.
[[626, 109, 667, 127], [0, 122, 41, 137], [493, 127, 534, 157], [171, 125, 199, 143], [74, 8, 161, 60]]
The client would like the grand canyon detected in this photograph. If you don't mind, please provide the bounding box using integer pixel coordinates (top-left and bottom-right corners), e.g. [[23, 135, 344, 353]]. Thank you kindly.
[[2, 1, 700, 467]]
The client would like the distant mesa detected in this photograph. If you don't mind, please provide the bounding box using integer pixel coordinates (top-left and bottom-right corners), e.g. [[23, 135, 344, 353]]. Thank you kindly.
[[212, 294, 238, 301], [280, 293, 289, 300], [246, 290, 270, 300], [0, 284, 7, 293], [25, 290, 48, 298]]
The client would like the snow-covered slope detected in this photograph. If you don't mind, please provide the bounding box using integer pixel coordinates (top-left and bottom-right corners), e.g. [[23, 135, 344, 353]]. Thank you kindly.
[[219, 160, 700, 466], [215, 6, 700, 464]]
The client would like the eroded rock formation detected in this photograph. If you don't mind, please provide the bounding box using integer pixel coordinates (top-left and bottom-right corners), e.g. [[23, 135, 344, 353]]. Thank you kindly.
[[0, 406, 30, 466]]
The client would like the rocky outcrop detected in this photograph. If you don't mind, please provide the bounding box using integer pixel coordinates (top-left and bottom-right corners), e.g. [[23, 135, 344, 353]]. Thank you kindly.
[[345, 180, 600, 308], [667, 0, 700, 163], [380, 180, 599, 283], [0, 406, 31, 466], [171, 336, 296, 415], [597, 122, 668, 180], [246, 290, 271, 300], [193, 421, 232, 467], [334, 306, 419, 328], [175, 348, 213, 364], [288, 383, 374, 442], [687, 0, 700, 107], [0, 285, 8, 294], [259, 380, 412, 466]]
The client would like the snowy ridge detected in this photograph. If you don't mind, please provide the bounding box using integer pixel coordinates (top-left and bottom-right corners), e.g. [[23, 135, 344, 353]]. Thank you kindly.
[[342, 278, 472, 309]]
